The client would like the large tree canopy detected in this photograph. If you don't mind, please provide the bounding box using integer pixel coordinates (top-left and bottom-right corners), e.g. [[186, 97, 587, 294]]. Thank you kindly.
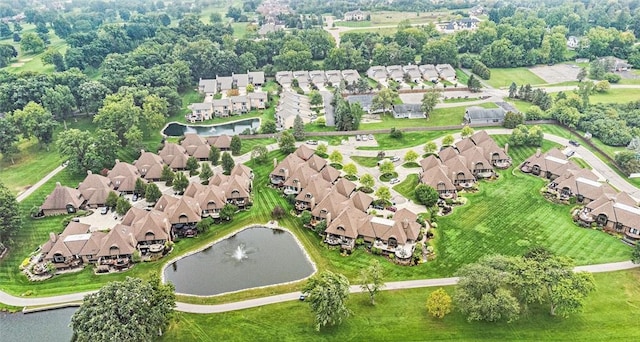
[[303, 271, 351, 331], [71, 276, 175, 342]]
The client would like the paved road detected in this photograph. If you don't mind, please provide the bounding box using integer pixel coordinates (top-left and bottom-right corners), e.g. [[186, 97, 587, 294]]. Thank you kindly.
[[15, 164, 67, 203], [2, 261, 635, 312], [320, 90, 335, 126]]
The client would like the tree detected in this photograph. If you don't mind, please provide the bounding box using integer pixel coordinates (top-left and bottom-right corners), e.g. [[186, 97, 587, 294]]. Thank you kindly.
[[461, 125, 474, 138], [42, 85, 75, 119], [41, 48, 65, 71], [260, 121, 277, 134], [577, 67, 587, 82], [78, 81, 109, 114], [467, 74, 482, 92], [115, 197, 132, 215], [220, 203, 238, 221], [0, 118, 19, 164], [20, 32, 44, 53], [271, 205, 286, 219], [57, 129, 117, 174], [316, 143, 328, 156], [375, 186, 391, 202], [134, 178, 147, 197], [421, 88, 442, 118], [594, 80, 610, 93], [160, 165, 175, 186], [309, 91, 323, 107], [293, 115, 305, 141], [360, 174, 374, 189], [404, 150, 418, 163], [221, 152, 235, 175], [329, 150, 343, 165], [141, 95, 168, 138], [230, 135, 242, 156], [251, 145, 268, 164], [508, 82, 518, 98], [70, 277, 175, 341], [414, 184, 439, 207], [199, 162, 213, 182], [303, 271, 351, 331], [359, 260, 385, 305], [379, 160, 395, 176], [226, 7, 242, 21], [11, 102, 58, 145], [186, 157, 199, 176], [632, 243, 640, 264], [371, 88, 397, 113], [0, 44, 17, 67], [424, 141, 438, 154], [455, 257, 521, 322], [145, 183, 162, 204], [343, 163, 357, 178], [301, 210, 313, 226], [94, 95, 141, 145], [442, 134, 454, 146], [426, 288, 452, 318], [0, 181, 21, 246], [279, 131, 296, 154], [172, 172, 189, 194], [209, 146, 221, 166], [503, 111, 525, 129]]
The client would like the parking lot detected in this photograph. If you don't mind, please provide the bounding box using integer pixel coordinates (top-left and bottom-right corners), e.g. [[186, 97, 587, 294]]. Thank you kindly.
[[529, 64, 581, 84]]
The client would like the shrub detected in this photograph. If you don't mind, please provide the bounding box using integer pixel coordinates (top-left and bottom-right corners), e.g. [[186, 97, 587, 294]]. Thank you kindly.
[[603, 73, 621, 83]]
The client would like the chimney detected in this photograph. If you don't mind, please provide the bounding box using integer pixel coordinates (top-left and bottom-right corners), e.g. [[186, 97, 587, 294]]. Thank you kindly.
[[326, 212, 332, 224], [129, 233, 137, 247], [49, 232, 57, 242], [535, 148, 541, 157], [273, 158, 278, 169], [55, 182, 61, 187], [140, 149, 145, 154], [402, 218, 409, 230], [87, 170, 92, 175], [504, 143, 509, 154], [115, 159, 120, 164]]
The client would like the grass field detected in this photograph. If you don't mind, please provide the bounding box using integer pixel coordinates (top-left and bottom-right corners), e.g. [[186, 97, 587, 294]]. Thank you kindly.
[[485, 68, 546, 89], [350, 156, 379, 167], [590, 88, 640, 104], [392, 173, 419, 202], [162, 269, 640, 341], [359, 130, 457, 151]]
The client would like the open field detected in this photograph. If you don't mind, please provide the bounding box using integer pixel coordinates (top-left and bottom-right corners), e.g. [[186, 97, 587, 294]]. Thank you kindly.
[[485, 68, 546, 89], [590, 88, 640, 104], [1, 24, 68, 74], [163, 269, 640, 341]]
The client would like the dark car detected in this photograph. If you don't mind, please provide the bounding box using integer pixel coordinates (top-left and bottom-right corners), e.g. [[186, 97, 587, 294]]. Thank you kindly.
[[569, 140, 580, 147], [385, 206, 397, 212]]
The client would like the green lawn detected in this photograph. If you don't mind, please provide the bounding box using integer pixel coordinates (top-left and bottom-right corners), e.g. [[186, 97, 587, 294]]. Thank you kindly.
[[485, 68, 546, 89], [163, 269, 640, 341], [570, 157, 592, 169], [350, 156, 379, 167], [334, 21, 372, 27], [358, 130, 457, 151], [358, 104, 494, 131], [455, 68, 469, 85], [239, 138, 277, 155], [392, 173, 419, 202], [590, 88, 640, 104]]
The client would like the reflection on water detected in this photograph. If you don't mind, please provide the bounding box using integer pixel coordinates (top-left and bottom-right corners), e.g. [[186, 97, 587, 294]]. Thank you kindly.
[[164, 227, 314, 296], [162, 118, 260, 137], [0, 307, 76, 342]]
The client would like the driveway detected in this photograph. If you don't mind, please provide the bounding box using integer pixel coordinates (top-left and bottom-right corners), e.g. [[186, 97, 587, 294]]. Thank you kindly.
[[320, 91, 335, 126]]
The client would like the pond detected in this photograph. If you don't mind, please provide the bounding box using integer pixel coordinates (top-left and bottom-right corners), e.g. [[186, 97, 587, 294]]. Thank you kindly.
[[162, 118, 260, 137], [164, 227, 315, 296], [0, 307, 76, 342]]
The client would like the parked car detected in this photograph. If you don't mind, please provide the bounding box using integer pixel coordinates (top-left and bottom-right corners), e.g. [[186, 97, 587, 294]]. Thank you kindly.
[[132, 193, 139, 202], [569, 140, 580, 147], [362, 135, 368, 141], [566, 150, 576, 157], [386, 206, 397, 212], [391, 156, 400, 162], [100, 207, 109, 215], [389, 178, 400, 184], [299, 294, 306, 301], [373, 205, 384, 210], [306, 140, 318, 145], [368, 134, 374, 140]]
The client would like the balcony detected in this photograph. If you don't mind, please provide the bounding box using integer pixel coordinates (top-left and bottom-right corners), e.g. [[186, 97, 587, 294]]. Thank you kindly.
[[283, 187, 300, 195], [295, 202, 311, 211]]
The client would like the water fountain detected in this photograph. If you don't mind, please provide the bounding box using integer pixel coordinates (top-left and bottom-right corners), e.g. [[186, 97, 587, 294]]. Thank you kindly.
[[231, 244, 248, 261]]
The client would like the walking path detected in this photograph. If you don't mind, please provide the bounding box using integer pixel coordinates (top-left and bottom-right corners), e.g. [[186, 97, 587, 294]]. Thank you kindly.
[[15, 164, 67, 203], [0, 261, 636, 312]]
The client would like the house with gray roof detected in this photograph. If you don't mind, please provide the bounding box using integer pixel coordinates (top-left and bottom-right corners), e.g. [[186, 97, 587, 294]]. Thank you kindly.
[[403, 65, 422, 83], [367, 66, 387, 82], [342, 70, 360, 85], [347, 94, 383, 114], [386, 65, 405, 82], [463, 106, 506, 125], [392, 104, 425, 119], [436, 64, 456, 81], [419, 64, 439, 81]]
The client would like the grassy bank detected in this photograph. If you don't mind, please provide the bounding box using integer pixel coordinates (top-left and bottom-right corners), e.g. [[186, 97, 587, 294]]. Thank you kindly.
[[162, 269, 640, 341]]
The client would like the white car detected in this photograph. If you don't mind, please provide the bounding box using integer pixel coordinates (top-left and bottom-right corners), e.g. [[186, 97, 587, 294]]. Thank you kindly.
[[391, 156, 400, 162], [389, 178, 400, 184]]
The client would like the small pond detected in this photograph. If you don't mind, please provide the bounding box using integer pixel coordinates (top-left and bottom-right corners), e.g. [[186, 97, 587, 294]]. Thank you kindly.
[[0, 307, 76, 342], [162, 118, 260, 137], [164, 227, 315, 296]]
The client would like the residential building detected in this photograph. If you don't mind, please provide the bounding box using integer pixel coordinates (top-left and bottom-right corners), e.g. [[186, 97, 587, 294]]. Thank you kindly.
[[108, 160, 143, 193], [342, 69, 361, 85], [40, 182, 85, 216], [577, 192, 640, 245], [325, 70, 343, 85], [158, 143, 189, 170], [403, 65, 422, 83], [392, 104, 425, 119], [78, 171, 114, 208], [419, 64, 439, 82], [275, 91, 313, 130], [367, 66, 387, 82], [463, 106, 506, 125], [436, 64, 457, 81], [521, 148, 579, 180], [344, 10, 367, 21], [386, 65, 405, 82], [275, 71, 294, 87]]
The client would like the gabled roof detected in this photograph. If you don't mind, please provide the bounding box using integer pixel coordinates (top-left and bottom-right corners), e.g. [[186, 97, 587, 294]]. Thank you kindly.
[[320, 164, 341, 183], [41, 183, 85, 211], [421, 165, 456, 191], [159, 195, 202, 224], [420, 155, 442, 171], [192, 144, 211, 160], [295, 178, 333, 203], [132, 210, 171, 242], [283, 164, 317, 189], [158, 143, 189, 169], [231, 164, 253, 178], [459, 146, 492, 171], [443, 155, 475, 179], [78, 172, 114, 206], [270, 154, 305, 179], [216, 76, 233, 90], [349, 191, 373, 213], [306, 154, 327, 172], [295, 144, 315, 161], [324, 207, 368, 240], [455, 138, 476, 153], [334, 178, 356, 197], [248, 71, 265, 84], [234, 73, 249, 87], [96, 224, 136, 257], [470, 130, 492, 145], [465, 106, 506, 120], [181, 133, 207, 152], [438, 146, 459, 162], [311, 191, 349, 220], [207, 135, 232, 149]]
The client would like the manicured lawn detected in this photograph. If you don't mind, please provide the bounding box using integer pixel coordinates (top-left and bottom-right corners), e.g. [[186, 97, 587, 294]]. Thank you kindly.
[[485, 68, 546, 89], [570, 157, 592, 169], [335, 21, 372, 27], [163, 269, 640, 341], [358, 130, 457, 151], [350, 156, 379, 167], [392, 173, 419, 202], [590, 88, 640, 104], [239, 138, 277, 155], [491, 135, 561, 165], [455, 68, 469, 85]]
